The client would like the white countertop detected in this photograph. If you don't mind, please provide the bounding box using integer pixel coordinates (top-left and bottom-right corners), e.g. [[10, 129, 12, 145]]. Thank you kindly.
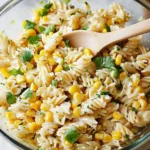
[[0, 0, 149, 150]]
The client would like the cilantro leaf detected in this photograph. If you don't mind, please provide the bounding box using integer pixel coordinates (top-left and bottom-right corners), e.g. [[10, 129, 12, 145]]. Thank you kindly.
[[25, 89, 33, 99], [124, 134, 130, 140], [44, 2, 53, 9], [39, 8, 49, 16], [82, 26, 89, 30], [24, 20, 36, 29], [38, 26, 46, 33], [93, 56, 115, 69], [6, 92, 16, 104], [96, 91, 110, 98], [105, 23, 111, 32], [62, 0, 70, 4], [9, 69, 24, 76], [21, 50, 33, 62], [51, 79, 58, 87], [63, 64, 70, 71], [44, 25, 55, 34], [65, 126, 79, 143], [64, 40, 70, 47], [28, 35, 40, 44], [132, 107, 137, 113]]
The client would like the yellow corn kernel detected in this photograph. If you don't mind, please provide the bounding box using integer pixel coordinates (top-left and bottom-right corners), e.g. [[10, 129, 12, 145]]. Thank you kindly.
[[28, 122, 37, 132], [26, 63, 34, 70], [22, 20, 27, 28], [102, 28, 107, 33], [72, 102, 78, 109], [132, 81, 140, 87], [73, 92, 84, 101], [112, 131, 122, 140], [41, 103, 50, 111], [69, 85, 80, 95], [26, 117, 34, 123], [107, 18, 113, 25], [103, 134, 112, 143], [6, 112, 14, 119], [30, 83, 38, 91], [115, 54, 122, 65], [73, 107, 81, 118], [136, 86, 143, 93], [53, 52, 62, 57], [35, 116, 45, 125], [59, 41, 65, 47], [30, 101, 41, 110], [27, 109, 36, 117], [83, 94, 88, 101], [93, 81, 101, 89], [54, 65, 63, 73], [45, 111, 53, 122], [39, 50, 46, 56], [34, 54, 40, 61], [48, 57, 57, 66], [132, 101, 140, 110], [27, 29, 36, 36], [9, 119, 15, 124], [28, 92, 37, 103], [43, 16, 49, 22], [52, 148, 58, 150], [116, 18, 123, 24], [0, 68, 10, 78], [14, 120, 22, 128], [25, 74, 34, 84], [16, 75, 25, 84], [94, 133, 103, 140], [119, 72, 127, 81], [139, 99, 147, 110], [113, 111, 123, 120], [84, 48, 93, 56], [65, 140, 72, 146], [49, 32, 54, 37]]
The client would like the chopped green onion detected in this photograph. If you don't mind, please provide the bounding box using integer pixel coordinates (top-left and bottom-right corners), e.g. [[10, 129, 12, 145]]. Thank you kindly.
[[132, 107, 137, 113], [44, 25, 55, 34], [6, 92, 16, 104], [39, 8, 49, 16], [28, 35, 40, 44], [111, 69, 119, 78], [9, 69, 24, 76], [82, 26, 89, 30], [63, 64, 70, 71], [124, 134, 130, 140], [38, 26, 46, 33], [24, 20, 36, 29], [21, 50, 33, 62], [44, 2, 53, 9], [51, 80, 58, 87]]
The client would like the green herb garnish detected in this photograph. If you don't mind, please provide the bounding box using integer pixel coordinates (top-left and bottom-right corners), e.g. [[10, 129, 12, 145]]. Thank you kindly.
[[124, 134, 130, 140], [65, 126, 79, 143], [10, 20, 15, 24], [51, 79, 58, 87], [39, 8, 49, 16], [96, 91, 110, 98], [64, 40, 70, 47], [21, 50, 33, 62], [132, 107, 137, 113], [63, 64, 70, 71], [6, 92, 16, 104], [44, 25, 55, 34], [105, 23, 111, 32], [86, 11, 92, 15], [111, 68, 120, 78], [28, 35, 40, 44], [9, 69, 24, 76], [25, 89, 33, 99], [82, 26, 89, 30], [44, 2, 53, 9], [24, 20, 36, 29], [38, 26, 46, 33]]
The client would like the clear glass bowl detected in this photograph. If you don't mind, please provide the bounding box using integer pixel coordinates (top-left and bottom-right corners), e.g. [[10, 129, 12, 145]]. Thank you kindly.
[[0, 0, 150, 149]]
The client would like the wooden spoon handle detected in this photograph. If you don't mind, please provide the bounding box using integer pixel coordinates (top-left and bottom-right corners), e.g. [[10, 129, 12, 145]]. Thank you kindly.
[[104, 19, 150, 45]]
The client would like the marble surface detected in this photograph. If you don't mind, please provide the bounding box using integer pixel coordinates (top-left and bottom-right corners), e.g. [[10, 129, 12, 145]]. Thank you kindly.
[[0, 0, 149, 150]]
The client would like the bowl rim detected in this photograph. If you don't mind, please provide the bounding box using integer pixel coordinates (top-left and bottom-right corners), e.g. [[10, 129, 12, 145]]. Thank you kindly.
[[0, 0, 150, 150]]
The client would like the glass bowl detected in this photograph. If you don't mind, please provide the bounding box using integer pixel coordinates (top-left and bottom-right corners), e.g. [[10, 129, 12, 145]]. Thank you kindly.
[[0, 0, 150, 149]]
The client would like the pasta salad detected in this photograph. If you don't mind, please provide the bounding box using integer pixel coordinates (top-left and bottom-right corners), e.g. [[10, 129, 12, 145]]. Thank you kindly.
[[0, 0, 150, 150]]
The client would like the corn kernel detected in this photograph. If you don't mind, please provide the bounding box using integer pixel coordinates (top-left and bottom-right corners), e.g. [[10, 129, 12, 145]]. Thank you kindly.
[[73, 92, 84, 101], [136, 86, 143, 93], [48, 57, 57, 66], [95, 133, 103, 140], [16, 75, 25, 84], [30, 83, 38, 91], [73, 107, 81, 118], [139, 99, 147, 110], [69, 85, 80, 95], [26, 63, 34, 70], [59, 41, 65, 47], [27, 109, 36, 117], [115, 54, 122, 65], [107, 19, 113, 25], [26, 117, 34, 123], [26, 74, 34, 84], [33, 10, 40, 22], [34, 54, 40, 61], [28, 92, 37, 103], [35, 116, 44, 125], [41, 103, 50, 111], [49, 32, 54, 37], [116, 18, 123, 24], [39, 50, 45, 56], [112, 131, 122, 140], [54, 65, 63, 73], [30, 101, 41, 110], [28, 122, 37, 132], [9, 119, 15, 124], [0, 68, 10, 78], [6, 112, 15, 119], [103, 134, 112, 143], [113, 111, 123, 120], [119, 72, 127, 81], [65, 140, 72, 146], [43, 16, 49, 22], [102, 28, 107, 33], [132, 101, 140, 110], [84, 48, 93, 56], [53, 52, 62, 57], [93, 81, 101, 89], [22, 20, 27, 28], [45, 111, 53, 122], [14, 120, 22, 128], [83, 94, 88, 101]]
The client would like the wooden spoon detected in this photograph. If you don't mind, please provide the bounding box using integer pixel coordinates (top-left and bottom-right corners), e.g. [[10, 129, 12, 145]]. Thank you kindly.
[[63, 19, 150, 56]]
